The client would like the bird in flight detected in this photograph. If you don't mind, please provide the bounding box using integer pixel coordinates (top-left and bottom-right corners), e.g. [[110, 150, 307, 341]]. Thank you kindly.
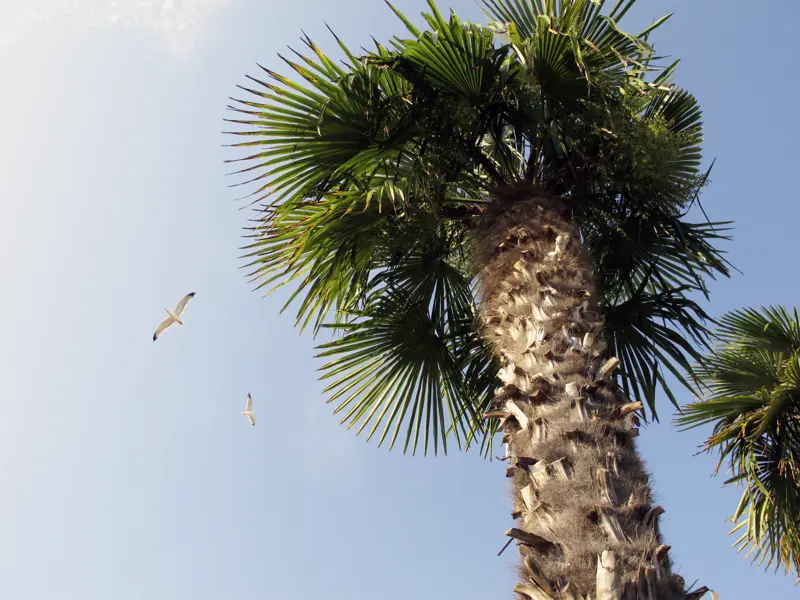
[[241, 393, 255, 426], [152, 293, 196, 342]]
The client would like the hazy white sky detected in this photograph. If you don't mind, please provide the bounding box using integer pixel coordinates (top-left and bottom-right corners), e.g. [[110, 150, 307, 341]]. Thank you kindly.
[[0, 0, 798, 598], [0, 0, 231, 52]]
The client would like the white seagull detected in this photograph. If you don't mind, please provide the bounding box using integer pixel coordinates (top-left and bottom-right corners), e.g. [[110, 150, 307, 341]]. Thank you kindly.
[[241, 393, 255, 426], [152, 292, 196, 342]]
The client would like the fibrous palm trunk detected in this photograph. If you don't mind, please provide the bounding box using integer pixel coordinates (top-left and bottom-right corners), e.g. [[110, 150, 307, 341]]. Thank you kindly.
[[476, 186, 705, 600]]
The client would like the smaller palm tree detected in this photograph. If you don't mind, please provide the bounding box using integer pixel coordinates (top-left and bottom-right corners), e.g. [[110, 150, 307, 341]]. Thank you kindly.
[[678, 306, 800, 580]]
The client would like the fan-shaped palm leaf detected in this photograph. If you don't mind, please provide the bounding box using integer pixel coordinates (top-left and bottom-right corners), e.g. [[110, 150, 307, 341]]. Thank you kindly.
[[316, 235, 497, 454]]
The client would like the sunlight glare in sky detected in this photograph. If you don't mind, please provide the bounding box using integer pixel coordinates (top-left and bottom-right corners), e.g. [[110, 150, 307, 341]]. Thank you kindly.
[[1, 0, 231, 52]]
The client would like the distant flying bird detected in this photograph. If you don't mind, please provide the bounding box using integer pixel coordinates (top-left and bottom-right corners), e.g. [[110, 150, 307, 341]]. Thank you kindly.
[[152, 293, 195, 342], [241, 393, 255, 426]]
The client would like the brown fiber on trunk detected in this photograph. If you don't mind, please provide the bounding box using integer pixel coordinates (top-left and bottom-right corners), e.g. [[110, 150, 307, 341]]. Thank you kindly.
[[475, 184, 701, 600]]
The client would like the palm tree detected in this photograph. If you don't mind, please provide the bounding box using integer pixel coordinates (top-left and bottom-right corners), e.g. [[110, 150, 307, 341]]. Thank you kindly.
[[224, 0, 731, 597], [679, 306, 800, 581]]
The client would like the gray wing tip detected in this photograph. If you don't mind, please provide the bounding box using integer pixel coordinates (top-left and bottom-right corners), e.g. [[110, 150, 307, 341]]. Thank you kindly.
[[188, 292, 196, 297], [152, 333, 158, 341]]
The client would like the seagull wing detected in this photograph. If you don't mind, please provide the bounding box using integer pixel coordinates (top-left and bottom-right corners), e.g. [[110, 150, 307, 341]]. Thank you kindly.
[[153, 315, 175, 341], [245, 393, 253, 412], [247, 413, 256, 426], [173, 292, 196, 317]]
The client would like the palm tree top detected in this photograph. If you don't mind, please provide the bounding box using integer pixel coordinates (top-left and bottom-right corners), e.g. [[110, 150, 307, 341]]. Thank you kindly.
[[225, 0, 732, 455]]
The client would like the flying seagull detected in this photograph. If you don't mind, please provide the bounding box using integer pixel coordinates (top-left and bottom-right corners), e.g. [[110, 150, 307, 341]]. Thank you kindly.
[[241, 393, 255, 426], [152, 292, 195, 342]]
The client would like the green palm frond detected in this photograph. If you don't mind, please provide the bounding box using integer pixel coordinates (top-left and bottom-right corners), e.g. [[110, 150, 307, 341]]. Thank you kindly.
[[315, 234, 496, 455], [583, 212, 732, 413], [678, 306, 800, 578], [481, 0, 658, 81], [717, 306, 800, 351], [604, 284, 713, 417], [241, 195, 383, 332], [640, 86, 704, 192], [384, 1, 501, 102]]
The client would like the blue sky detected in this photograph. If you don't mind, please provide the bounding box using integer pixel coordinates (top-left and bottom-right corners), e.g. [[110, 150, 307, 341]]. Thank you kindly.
[[0, 0, 798, 598]]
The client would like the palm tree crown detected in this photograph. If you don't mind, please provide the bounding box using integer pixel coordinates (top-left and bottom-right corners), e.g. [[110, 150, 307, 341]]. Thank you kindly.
[[225, 0, 731, 455]]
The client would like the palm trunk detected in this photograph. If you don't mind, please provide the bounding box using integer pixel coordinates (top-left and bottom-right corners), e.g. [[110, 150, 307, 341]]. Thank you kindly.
[[476, 186, 704, 600]]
